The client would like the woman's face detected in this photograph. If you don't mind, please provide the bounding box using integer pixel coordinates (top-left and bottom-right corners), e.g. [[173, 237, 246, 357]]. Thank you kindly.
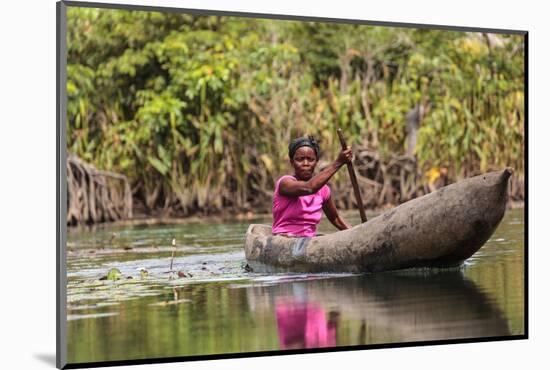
[[291, 146, 318, 181]]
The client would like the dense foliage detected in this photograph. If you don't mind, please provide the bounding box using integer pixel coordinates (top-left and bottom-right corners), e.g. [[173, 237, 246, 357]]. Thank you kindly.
[[67, 8, 524, 216]]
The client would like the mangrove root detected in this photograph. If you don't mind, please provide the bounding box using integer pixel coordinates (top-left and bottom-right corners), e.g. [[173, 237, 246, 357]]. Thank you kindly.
[[67, 154, 132, 225]]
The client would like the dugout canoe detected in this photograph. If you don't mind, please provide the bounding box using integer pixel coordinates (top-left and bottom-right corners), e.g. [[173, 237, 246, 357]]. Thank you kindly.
[[244, 168, 513, 273]]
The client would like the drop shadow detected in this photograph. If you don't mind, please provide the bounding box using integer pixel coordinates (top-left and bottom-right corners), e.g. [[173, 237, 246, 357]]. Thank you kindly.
[[34, 353, 56, 367]]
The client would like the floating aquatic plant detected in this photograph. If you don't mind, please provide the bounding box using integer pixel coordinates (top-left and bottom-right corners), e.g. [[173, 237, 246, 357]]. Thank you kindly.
[[103, 268, 122, 281], [138, 267, 149, 279]]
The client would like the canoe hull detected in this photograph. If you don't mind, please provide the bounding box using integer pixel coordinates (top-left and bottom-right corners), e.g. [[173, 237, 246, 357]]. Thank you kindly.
[[245, 169, 512, 273]]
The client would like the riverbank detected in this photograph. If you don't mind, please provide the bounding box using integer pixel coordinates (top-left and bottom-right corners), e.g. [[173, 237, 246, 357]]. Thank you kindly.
[[68, 200, 524, 232]]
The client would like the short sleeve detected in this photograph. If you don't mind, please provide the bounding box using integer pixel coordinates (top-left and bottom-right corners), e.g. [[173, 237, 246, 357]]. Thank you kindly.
[[275, 175, 296, 196], [320, 184, 331, 202]]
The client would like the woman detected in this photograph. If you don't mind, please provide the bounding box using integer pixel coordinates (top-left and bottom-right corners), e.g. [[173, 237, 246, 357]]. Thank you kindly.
[[272, 136, 353, 237]]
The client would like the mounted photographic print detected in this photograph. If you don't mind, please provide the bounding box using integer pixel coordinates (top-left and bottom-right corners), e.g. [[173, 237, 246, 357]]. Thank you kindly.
[[56, 1, 527, 368]]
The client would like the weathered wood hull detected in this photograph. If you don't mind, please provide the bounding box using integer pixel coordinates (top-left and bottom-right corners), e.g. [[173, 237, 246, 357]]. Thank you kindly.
[[245, 169, 512, 273]]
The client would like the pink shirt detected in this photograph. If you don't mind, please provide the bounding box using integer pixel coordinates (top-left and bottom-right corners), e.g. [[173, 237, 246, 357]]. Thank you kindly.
[[272, 175, 331, 237]]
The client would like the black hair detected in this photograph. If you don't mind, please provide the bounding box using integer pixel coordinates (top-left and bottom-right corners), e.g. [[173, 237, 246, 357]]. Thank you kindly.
[[288, 136, 320, 160]]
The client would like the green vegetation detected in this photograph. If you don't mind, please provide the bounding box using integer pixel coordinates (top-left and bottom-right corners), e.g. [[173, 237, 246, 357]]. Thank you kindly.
[[106, 268, 122, 281], [67, 8, 524, 217]]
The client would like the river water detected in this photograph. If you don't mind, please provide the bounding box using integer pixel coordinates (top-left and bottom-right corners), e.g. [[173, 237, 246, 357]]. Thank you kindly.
[[66, 208, 525, 364]]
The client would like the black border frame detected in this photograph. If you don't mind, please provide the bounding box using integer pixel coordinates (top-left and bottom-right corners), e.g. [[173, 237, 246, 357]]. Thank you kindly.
[[56, 1, 528, 369]]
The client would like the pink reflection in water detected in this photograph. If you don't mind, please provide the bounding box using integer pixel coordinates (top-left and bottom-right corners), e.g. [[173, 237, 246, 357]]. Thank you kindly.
[[275, 300, 339, 350]]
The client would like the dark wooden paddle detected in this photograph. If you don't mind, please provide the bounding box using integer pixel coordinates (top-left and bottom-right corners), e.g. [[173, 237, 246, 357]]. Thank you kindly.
[[337, 129, 367, 223]]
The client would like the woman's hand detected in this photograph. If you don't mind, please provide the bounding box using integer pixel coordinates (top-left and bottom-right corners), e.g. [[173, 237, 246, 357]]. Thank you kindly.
[[335, 147, 353, 167], [279, 147, 353, 197]]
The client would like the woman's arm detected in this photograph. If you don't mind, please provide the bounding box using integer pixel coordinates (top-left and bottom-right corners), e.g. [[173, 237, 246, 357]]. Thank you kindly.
[[322, 195, 352, 230], [279, 148, 352, 197]]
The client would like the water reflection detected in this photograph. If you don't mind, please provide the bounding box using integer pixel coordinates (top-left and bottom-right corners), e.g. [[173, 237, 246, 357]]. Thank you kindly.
[[275, 299, 339, 349], [66, 270, 512, 363], [246, 271, 509, 349], [66, 209, 523, 364]]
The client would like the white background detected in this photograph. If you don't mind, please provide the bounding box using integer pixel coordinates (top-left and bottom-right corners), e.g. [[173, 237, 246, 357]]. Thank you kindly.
[[0, 0, 546, 369]]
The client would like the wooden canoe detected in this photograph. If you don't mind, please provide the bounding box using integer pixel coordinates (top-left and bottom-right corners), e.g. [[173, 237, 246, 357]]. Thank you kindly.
[[244, 168, 513, 273]]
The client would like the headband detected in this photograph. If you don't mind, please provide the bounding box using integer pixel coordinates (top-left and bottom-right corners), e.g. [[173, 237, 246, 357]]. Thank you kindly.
[[288, 136, 320, 159]]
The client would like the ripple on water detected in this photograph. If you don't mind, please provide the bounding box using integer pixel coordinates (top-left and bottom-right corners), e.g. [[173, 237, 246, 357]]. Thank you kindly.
[[65, 210, 524, 330]]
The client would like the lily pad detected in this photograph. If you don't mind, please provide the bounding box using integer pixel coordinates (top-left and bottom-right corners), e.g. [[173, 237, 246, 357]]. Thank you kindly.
[[106, 268, 122, 281]]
